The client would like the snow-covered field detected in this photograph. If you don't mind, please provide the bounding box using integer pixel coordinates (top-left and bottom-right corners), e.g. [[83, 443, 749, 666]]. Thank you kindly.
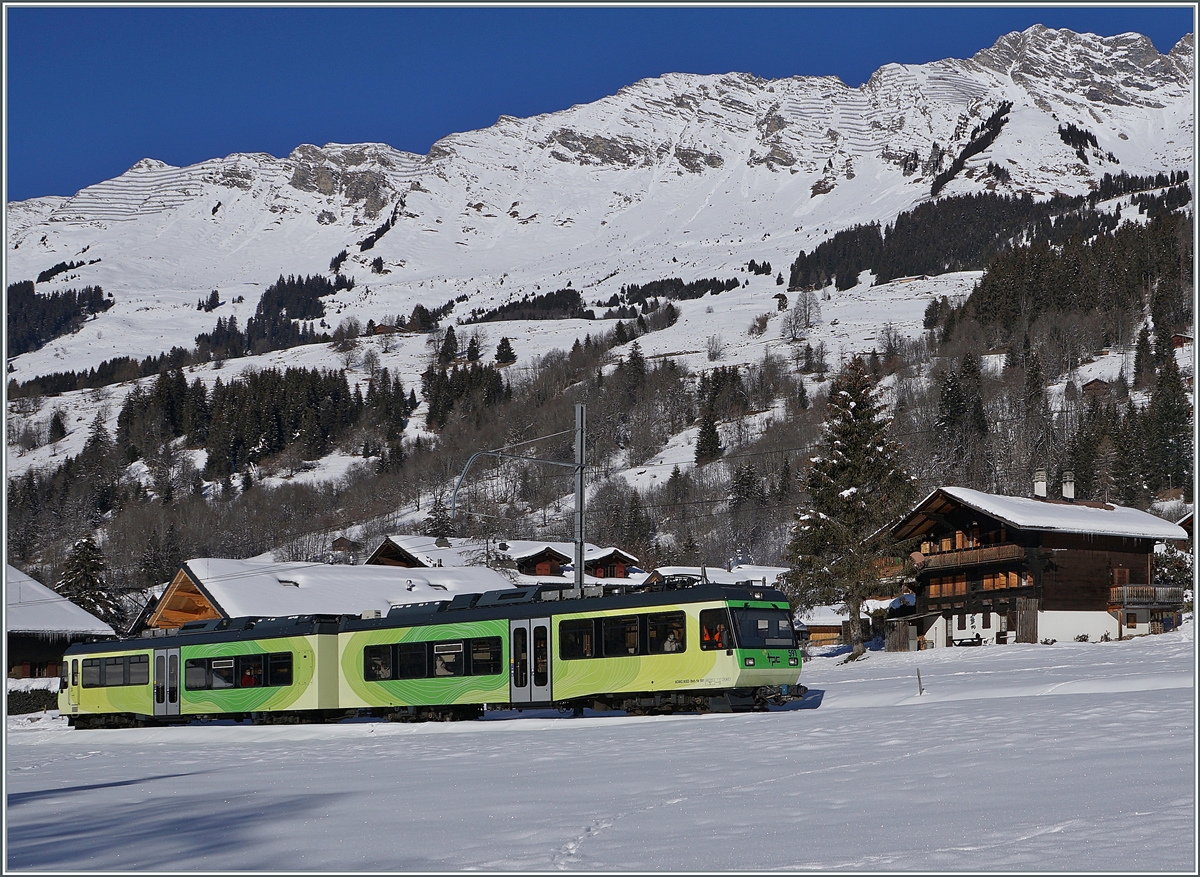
[[7, 626, 1194, 871]]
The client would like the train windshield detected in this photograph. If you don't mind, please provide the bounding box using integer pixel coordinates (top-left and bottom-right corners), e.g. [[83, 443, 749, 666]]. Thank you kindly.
[[731, 607, 797, 649]]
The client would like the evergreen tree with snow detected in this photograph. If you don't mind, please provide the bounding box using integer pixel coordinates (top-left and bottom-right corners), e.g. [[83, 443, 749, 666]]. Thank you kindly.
[[55, 534, 123, 626], [422, 496, 456, 538], [782, 356, 916, 659], [694, 410, 722, 464], [495, 337, 516, 364]]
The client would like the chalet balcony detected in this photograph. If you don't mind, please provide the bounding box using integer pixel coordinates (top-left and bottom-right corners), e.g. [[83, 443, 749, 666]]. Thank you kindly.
[[922, 543, 1025, 570], [1109, 586, 1186, 606]]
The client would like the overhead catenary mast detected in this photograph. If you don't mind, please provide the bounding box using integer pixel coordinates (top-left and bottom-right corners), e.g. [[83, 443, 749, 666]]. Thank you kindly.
[[450, 403, 587, 586]]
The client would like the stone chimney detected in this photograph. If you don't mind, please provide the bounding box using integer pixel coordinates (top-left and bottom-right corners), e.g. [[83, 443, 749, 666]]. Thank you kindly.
[[1033, 469, 1047, 498], [1062, 470, 1075, 501]]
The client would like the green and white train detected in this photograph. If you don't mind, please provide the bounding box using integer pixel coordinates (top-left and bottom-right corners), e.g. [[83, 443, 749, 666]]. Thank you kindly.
[[59, 581, 803, 727]]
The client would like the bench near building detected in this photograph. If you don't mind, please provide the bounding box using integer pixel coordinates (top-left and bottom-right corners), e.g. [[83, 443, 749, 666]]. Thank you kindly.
[[885, 483, 1188, 650]]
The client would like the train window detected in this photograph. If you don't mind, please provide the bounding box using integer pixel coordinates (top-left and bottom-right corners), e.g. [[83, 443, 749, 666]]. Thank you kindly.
[[185, 659, 208, 690], [533, 625, 548, 688], [432, 642, 464, 677], [266, 653, 292, 687], [104, 656, 126, 686], [700, 609, 732, 650], [647, 612, 686, 654], [602, 616, 640, 657], [129, 654, 150, 685], [559, 619, 597, 660], [364, 645, 393, 681], [81, 659, 102, 688], [396, 643, 426, 679], [238, 655, 264, 687], [730, 607, 796, 649], [469, 637, 503, 675], [211, 659, 236, 689], [72, 660, 79, 687]]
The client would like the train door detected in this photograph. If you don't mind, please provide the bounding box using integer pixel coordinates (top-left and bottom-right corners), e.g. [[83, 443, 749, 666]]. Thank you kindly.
[[66, 658, 80, 713], [153, 647, 181, 717], [509, 618, 552, 704]]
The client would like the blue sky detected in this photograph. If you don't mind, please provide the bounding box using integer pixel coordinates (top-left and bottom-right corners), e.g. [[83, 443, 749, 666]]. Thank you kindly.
[[5, 5, 1194, 201]]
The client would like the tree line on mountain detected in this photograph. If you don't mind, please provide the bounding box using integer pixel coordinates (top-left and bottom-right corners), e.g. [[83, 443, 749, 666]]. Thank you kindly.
[[620, 276, 740, 306], [35, 258, 101, 284], [7, 282, 114, 357], [465, 288, 595, 323], [931, 102, 1011, 196], [785, 171, 1188, 293]]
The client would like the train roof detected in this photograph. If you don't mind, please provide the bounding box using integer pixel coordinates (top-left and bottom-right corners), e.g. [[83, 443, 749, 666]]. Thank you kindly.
[[62, 581, 791, 654]]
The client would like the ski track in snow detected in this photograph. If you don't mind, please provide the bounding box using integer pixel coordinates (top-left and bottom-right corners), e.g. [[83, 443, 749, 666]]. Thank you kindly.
[[6, 627, 1194, 871]]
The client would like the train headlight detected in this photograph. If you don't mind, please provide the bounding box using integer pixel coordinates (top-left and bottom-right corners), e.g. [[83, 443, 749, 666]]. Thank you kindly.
[[743, 657, 756, 667], [789, 657, 799, 666]]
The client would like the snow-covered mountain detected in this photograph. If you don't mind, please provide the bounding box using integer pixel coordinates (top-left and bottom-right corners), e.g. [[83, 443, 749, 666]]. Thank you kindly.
[[5, 25, 1193, 386]]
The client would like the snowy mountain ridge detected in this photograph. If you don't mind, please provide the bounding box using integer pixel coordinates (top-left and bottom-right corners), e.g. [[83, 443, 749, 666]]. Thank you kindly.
[[3, 26, 1193, 416]]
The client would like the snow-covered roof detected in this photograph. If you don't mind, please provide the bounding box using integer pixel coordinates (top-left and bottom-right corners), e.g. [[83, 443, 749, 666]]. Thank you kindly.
[[183, 558, 517, 619], [373, 535, 636, 568], [906, 487, 1188, 541], [6, 565, 115, 637], [728, 564, 790, 585], [641, 566, 756, 586]]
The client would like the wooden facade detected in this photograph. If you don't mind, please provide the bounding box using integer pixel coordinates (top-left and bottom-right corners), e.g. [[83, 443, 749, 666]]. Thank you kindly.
[[889, 488, 1180, 647], [584, 549, 637, 579], [513, 546, 571, 577], [364, 539, 427, 568], [144, 568, 223, 630]]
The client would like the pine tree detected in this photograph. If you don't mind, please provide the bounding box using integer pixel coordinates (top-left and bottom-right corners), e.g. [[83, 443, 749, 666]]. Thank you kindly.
[[1146, 352, 1192, 495], [466, 335, 480, 362], [695, 410, 723, 464], [438, 326, 459, 365], [1133, 325, 1154, 388], [48, 410, 67, 443], [422, 496, 456, 538], [495, 337, 516, 364], [782, 356, 916, 658], [55, 534, 123, 626]]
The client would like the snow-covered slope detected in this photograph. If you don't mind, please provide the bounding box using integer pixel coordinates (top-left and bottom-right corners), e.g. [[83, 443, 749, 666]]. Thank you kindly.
[[5, 26, 1192, 389]]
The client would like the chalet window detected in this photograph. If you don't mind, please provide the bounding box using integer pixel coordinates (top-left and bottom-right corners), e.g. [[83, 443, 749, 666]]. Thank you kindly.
[[1112, 568, 1130, 586], [955, 530, 966, 549], [957, 613, 967, 630], [81, 659, 102, 688], [940, 536, 953, 552], [470, 637, 503, 675], [560, 619, 598, 660], [647, 612, 686, 654], [603, 616, 640, 657], [982, 612, 991, 629], [1125, 613, 1137, 629]]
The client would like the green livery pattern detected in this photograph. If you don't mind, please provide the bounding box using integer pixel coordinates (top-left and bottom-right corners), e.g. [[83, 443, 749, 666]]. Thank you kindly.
[[180, 635, 320, 714], [340, 620, 509, 708]]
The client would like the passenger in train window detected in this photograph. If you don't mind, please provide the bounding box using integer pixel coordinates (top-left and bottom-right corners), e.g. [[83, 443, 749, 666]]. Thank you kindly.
[[663, 630, 681, 652], [435, 655, 452, 676]]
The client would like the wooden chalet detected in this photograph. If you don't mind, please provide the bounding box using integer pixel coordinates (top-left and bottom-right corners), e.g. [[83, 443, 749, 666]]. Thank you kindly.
[[139, 558, 515, 631], [511, 545, 572, 577], [886, 485, 1187, 649], [1174, 512, 1193, 549], [1080, 378, 1112, 400], [583, 548, 638, 579]]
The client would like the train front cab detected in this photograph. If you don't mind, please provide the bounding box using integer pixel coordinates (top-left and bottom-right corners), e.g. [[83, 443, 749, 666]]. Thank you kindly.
[[548, 593, 801, 713]]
